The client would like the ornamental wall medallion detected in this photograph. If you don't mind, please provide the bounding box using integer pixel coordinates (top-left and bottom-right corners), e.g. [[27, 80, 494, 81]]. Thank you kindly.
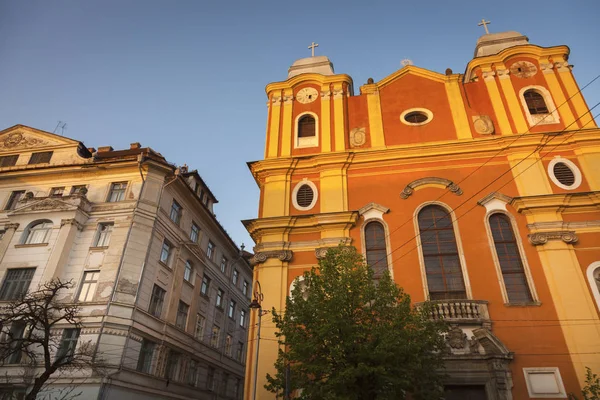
[[350, 127, 366, 147], [472, 115, 495, 135], [0, 132, 49, 149], [509, 61, 538, 79], [446, 324, 468, 349]]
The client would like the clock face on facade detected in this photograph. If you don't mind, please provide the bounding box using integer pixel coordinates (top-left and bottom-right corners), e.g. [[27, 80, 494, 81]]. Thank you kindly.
[[296, 87, 319, 104], [509, 61, 538, 79]]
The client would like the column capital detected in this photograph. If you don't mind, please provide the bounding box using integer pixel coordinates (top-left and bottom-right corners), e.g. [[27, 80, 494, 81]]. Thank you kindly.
[[61, 218, 83, 231]]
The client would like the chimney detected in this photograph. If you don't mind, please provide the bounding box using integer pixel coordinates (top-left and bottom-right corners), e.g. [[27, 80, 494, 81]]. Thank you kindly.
[[130, 142, 141, 150], [97, 146, 114, 153], [87, 147, 96, 153]]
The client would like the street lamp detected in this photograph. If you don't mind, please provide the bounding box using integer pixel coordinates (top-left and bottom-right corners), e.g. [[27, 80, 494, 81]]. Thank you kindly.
[[250, 281, 268, 400]]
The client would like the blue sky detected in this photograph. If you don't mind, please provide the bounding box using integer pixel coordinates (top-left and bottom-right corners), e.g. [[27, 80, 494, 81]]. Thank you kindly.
[[1, 0, 599, 248]]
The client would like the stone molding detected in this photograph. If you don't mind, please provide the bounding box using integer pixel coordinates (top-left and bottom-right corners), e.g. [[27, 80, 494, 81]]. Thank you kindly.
[[320, 90, 331, 99], [4, 223, 20, 230], [252, 250, 293, 265], [358, 202, 390, 216], [400, 177, 463, 199], [528, 230, 578, 246], [61, 218, 83, 231], [315, 246, 352, 259]]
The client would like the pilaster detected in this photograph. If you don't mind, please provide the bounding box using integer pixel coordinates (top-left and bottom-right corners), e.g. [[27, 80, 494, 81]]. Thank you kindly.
[[506, 152, 553, 196], [444, 75, 473, 139], [41, 218, 83, 283], [494, 65, 529, 134], [280, 89, 294, 157], [482, 67, 513, 135], [541, 59, 577, 129], [267, 95, 282, 158], [0, 223, 19, 264], [320, 86, 332, 153], [362, 84, 386, 148], [332, 83, 346, 152], [554, 61, 597, 128]]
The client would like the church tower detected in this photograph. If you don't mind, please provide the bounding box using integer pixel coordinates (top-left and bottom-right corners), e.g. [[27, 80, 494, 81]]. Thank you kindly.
[[245, 30, 600, 399]]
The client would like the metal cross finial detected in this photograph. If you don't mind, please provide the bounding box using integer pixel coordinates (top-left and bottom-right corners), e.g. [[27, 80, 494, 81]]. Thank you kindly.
[[478, 19, 491, 34], [308, 42, 319, 57]]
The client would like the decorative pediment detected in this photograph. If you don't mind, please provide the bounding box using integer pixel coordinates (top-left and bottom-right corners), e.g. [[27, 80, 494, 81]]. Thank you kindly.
[[400, 177, 463, 199], [0, 125, 80, 153], [8, 195, 91, 216], [360, 65, 448, 94], [477, 192, 513, 212]]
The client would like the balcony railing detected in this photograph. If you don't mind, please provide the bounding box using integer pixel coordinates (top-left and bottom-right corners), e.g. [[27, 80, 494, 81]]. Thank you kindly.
[[416, 300, 490, 327]]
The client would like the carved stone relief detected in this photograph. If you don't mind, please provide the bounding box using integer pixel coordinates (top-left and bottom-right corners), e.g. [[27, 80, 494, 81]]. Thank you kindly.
[[0, 132, 50, 149], [472, 115, 495, 135], [349, 127, 367, 147], [529, 231, 578, 246], [400, 177, 463, 199]]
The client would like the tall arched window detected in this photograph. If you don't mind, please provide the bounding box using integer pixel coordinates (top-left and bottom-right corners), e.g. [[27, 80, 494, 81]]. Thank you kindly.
[[298, 115, 316, 138], [418, 205, 466, 300], [23, 220, 53, 245], [587, 262, 600, 310], [523, 90, 549, 115], [365, 221, 388, 279], [489, 214, 533, 303]]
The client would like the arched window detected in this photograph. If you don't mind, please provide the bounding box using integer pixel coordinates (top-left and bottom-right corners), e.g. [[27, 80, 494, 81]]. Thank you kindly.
[[298, 115, 316, 138], [365, 221, 388, 278], [418, 205, 466, 300], [23, 220, 53, 245], [586, 262, 600, 311], [523, 90, 549, 115], [489, 214, 533, 303]]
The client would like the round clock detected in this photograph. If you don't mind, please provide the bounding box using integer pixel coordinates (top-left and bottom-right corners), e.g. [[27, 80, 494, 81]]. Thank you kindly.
[[296, 87, 319, 104], [509, 61, 538, 79]]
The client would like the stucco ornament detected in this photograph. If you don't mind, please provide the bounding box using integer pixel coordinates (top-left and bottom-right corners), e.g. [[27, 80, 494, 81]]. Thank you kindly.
[[252, 250, 293, 265], [446, 324, 468, 349], [0, 132, 48, 149], [528, 231, 578, 246], [350, 127, 367, 147], [509, 61, 538, 79], [472, 115, 495, 135]]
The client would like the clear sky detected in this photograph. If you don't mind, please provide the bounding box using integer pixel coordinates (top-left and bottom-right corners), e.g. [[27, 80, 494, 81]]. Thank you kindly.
[[1, 0, 599, 249]]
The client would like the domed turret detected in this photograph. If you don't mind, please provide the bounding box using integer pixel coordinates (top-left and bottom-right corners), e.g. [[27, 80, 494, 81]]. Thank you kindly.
[[474, 31, 529, 57]]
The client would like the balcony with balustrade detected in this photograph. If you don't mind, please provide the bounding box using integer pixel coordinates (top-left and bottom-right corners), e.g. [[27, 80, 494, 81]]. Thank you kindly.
[[416, 299, 491, 329]]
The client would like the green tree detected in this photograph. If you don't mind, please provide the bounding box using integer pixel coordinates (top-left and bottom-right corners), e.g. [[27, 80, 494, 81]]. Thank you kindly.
[[569, 367, 600, 400], [265, 246, 448, 400]]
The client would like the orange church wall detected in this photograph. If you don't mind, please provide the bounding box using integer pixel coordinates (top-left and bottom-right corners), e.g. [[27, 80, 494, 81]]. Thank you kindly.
[[347, 95, 371, 148], [462, 79, 502, 138], [378, 74, 457, 145]]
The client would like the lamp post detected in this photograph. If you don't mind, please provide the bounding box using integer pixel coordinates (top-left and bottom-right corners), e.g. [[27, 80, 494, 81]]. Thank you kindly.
[[249, 281, 267, 400]]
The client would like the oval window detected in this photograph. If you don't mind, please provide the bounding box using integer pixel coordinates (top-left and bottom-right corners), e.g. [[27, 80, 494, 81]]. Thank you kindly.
[[404, 112, 428, 124], [296, 184, 314, 208], [553, 162, 575, 186]]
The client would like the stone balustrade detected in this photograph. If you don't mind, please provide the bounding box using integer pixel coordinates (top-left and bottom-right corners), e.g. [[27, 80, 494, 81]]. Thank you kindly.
[[416, 299, 491, 327]]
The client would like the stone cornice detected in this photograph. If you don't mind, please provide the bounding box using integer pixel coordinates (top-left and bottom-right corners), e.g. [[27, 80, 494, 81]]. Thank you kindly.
[[512, 191, 600, 213], [265, 73, 353, 96], [528, 231, 578, 246], [254, 237, 352, 253], [477, 192, 513, 207], [358, 202, 390, 216], [3, 223, 20, 230], [61, 218, 84, 231]]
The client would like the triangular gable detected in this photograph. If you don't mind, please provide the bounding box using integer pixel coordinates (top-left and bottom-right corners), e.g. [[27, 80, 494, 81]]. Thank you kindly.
[[8, 196, 90, 216], [0, 125, 82, 154], [375, 65, 448, 90]]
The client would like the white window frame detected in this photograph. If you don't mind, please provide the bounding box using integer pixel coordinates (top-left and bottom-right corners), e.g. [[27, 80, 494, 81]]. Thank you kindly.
[[483, 207, 539, 304], [523, 367, 567, 398], [586, 261, 600, 311], [23, 220, 53, 245], [294, 112, 319, 148], [107, 182, 127, 202], [547, 157, 582, 190], [77, 270, 100, 302], [399, 107, 434, 127], [519, 85, 560, 126], [291, 178, 318, 211], [93, 222, 113, 247], [183, 260, 193, 283], [359, 203, 394, 279], [413, 201, 473, 300]]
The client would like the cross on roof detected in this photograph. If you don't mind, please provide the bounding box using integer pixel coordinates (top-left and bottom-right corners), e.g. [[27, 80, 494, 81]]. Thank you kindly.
[[308, 42, 319, 57], [478, 19, 491, 34]]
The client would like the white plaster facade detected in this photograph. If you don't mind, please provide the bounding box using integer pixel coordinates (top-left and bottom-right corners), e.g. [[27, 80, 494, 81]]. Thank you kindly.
[[0, 125, 252, 400]]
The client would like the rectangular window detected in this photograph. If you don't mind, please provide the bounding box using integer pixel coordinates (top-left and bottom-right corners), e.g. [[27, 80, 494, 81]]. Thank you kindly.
[[5, 321, 26, 364], [234, 377, 241, 399], [0, 155, 18, 167], [165, 350, 181, 381], [225, 334, 233, 356], [190, 222, 200, 243], [236, 341, 244, 362], [183, 261, 193, 283], [220, 257, 227, 274], [169, 200, 182, 225], [200, 276, 211, 296], [28, 151, 53, 165], [93, 223, 113, 247], [160, 240, 172, 266], [56, 328, 80, 362], [207, 241, 215, 260], [136, 339, 155, 374], [210, 325, 220, 348], [0, 268, 35, 301], [5, 190, 25, 210], [107, 182, 127, 202], [148, 284, 166, 318], [243, 280, 249, 297], [239, 309, 246, 328], [232, 269, 239, 285], [228, 300, 236, 319], [175, 301, 189, 330], [221, 373, 229, 395], [77, 271, 99, 302], [206, 366, 215, 391], [187, 359, 198, 386], [69, 185, 87, 195], [195, 314, 205, 341], [49, 187, 64, 197], [216, 288, 224, 308]]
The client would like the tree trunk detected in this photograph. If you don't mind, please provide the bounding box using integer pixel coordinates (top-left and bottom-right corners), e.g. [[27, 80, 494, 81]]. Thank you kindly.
[[25, 368, 54, 400]]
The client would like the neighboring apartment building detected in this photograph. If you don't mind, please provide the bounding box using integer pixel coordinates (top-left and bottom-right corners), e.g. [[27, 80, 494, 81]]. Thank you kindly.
[[244, 30, 600, 399], [0, 124, 252, 400]]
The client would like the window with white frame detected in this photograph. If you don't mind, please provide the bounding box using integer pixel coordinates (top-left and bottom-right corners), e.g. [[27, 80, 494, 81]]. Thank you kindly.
[[190, 222, 200, 243], [587, 262, 600, 311], [216, 288, 224, 308], [77, 271, 99, 302], [49, 187, 64, 197], [5, 190, 25, 210], [242, 280, 249, 297], [523, 367, 567, 398], [183, 260, 193, 283], [160, 240, 173, 266], [23, 220, 53, 245], [93, 223, 113, 247], [547, 157, 582, 190], [0, 268, 35, 301], [207, 241, 215, 260], [176, 300, 189, 330], [170, 200, 182, 225], [228, 300, 236, 318], [232, 269, 239, 285], [292, 179, 318, 211], [148, 284, 166, 318], [220, 257, 227, 274], [295, 113, 318, 148], [519, 86, 560, 126], [201, 275, 211, 296], [239, 309, 246, 327], [107, 182, 127, 202], [195, 314, 206, 340]]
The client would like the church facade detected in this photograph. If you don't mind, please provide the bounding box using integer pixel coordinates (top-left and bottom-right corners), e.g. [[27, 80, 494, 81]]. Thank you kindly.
[[244, 30, 600, 399]]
